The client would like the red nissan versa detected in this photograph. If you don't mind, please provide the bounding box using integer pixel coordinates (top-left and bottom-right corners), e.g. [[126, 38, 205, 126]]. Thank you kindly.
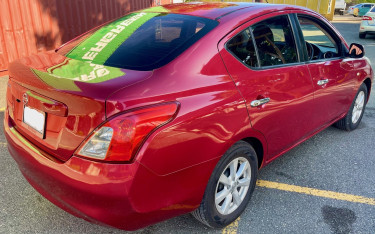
[[4, 2, 373, 231]]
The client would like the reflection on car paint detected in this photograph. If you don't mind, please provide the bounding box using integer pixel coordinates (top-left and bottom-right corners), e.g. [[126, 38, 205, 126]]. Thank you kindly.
[[143, 3, 238, 13], [32, 58, 125, 91]]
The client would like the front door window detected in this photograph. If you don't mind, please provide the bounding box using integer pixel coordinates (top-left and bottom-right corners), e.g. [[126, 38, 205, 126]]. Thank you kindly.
[[298, 17, 340, 60]]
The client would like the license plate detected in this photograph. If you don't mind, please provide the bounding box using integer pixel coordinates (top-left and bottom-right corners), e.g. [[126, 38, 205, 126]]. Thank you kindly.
[[23, 105, 46, 137]]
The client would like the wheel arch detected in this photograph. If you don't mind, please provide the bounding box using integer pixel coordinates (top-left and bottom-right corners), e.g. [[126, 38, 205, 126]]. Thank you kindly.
[[363, 78, 372, 103], [242, 137, 264, 169]]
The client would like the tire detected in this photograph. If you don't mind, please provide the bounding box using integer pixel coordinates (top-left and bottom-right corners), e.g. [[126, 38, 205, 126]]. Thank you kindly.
[[359, 32, 366, 39], [192, 141, 258, 228], [334, 83, 368, 131]]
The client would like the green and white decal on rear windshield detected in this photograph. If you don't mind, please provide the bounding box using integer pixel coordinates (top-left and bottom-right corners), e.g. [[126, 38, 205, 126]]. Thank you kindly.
[[32, 11, 217, 89], [66, 12, 159, 64], [32, 12, 160, 90], [32, 59, 125, 91]]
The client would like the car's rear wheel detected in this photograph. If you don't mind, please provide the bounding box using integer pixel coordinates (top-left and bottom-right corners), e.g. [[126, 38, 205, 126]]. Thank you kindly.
[[192, 141, 258, 228], [359, 32, 366, 39], [334, 83, 368, 131]]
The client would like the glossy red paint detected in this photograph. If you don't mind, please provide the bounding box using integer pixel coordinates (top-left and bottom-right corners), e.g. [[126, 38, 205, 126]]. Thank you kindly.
[[4, 2, 373, 231]]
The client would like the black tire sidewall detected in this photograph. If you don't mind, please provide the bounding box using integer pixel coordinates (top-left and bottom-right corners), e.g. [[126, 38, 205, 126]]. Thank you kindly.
[[202, 142, 258, 228]]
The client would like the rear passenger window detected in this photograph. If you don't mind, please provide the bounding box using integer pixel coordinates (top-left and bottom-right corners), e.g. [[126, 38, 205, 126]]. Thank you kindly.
[[227, 29, 258, 67]]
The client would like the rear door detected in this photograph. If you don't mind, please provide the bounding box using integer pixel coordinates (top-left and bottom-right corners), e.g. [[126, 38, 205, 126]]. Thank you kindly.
[[295, 14, 356, 127], [218, 13, 316, 160]]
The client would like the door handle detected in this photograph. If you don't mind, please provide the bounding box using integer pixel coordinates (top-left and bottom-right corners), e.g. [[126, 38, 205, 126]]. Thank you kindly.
[[317, 79, 329, 86], [250, 97, 270, 107]]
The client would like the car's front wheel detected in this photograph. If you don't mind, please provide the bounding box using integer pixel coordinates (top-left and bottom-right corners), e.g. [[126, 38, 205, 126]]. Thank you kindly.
[[192, 141, 258, 228], [334, 83, 368, 131]]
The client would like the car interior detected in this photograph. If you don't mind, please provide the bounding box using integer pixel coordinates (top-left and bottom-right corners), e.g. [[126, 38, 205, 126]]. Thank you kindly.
[[298, 17, 340, 60], [227, 15, 344, 68]]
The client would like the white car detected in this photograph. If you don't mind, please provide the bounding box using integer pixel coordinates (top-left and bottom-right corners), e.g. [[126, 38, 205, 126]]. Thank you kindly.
[[359, 6, 375, 38]]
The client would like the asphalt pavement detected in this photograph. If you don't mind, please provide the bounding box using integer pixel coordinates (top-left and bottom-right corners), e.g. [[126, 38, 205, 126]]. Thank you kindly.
[[0, 15, 375, 234]]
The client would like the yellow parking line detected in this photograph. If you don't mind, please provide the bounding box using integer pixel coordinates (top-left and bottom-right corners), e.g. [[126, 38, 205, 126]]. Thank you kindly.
[[0, 142, 7, 147], [0, 107, 5, 112], [257, 180, 375, 206], [222, 180, 375, 233], [222, 217, 240, 234]]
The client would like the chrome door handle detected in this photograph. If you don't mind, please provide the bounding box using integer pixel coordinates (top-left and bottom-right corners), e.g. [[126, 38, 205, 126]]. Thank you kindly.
[[317, 79, 329, 86], [250, 98, 270, 107]]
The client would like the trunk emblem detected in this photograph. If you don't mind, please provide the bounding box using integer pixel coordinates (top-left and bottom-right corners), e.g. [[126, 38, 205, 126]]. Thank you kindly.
[[23, 93, 29, 105]]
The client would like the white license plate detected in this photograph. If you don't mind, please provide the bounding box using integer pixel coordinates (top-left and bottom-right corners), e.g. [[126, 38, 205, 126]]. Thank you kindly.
[[23, 106, 46, 136]]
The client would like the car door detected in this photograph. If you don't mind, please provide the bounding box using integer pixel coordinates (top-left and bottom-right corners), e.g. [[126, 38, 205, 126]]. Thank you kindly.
[[295, 14, 356, 127], [218, 13, 317, 160]]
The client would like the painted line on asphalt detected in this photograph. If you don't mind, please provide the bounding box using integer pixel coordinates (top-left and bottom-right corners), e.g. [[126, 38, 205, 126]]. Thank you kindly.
[[0, 142, 7, 147], [0, 107, 5, 112], [222, 217, 240, 234], [257, 180, 375, 206]]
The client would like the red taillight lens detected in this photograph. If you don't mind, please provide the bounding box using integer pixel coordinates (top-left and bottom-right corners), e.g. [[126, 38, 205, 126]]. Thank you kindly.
[[363, 16, 372, 20], [76, 102, 178, 162]]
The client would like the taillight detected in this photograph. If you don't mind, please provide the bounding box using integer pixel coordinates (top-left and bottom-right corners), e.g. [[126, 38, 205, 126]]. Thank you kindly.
[[76, 102, 179, 162], [363, 16, 372, 20]]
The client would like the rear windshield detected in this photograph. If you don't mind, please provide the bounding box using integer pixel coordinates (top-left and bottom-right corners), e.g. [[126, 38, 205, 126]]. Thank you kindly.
[[58, 12, 218, 71]]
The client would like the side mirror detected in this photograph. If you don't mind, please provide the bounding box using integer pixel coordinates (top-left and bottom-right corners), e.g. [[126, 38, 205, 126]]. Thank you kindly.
[[348, 43, 364, 58]]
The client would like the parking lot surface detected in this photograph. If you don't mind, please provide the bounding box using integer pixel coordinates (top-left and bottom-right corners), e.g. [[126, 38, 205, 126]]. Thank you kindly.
[[0, 15, 374, 234]]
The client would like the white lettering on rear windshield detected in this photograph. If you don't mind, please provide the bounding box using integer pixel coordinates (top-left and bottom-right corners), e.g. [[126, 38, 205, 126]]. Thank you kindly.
[[82, 13, 146, 62]]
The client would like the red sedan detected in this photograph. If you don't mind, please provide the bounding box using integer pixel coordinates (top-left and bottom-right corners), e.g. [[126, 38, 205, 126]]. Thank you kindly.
[[4, 2, 373, 230]]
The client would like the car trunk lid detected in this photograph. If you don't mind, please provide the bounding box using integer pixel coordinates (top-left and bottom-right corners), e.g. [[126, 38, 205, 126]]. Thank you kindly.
[[7, 51, 152, 162]]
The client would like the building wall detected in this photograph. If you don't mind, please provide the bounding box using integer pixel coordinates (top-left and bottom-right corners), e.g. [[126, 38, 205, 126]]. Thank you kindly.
[[0, 0, 154, 75]]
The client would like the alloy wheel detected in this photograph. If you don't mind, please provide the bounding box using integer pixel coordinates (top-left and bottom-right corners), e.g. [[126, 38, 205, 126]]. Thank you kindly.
[[215, 157, 251, 215], [352, 91, 365, 124]]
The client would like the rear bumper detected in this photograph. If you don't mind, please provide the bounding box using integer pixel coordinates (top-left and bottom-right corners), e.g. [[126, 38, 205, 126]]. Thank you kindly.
[[359, 23, 375, 33], [4, 112, 191, 230]]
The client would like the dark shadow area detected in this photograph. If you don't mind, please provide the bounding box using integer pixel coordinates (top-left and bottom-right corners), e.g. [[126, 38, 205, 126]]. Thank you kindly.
[[35, 0, 154, 50], [322, 205, 357, 234]]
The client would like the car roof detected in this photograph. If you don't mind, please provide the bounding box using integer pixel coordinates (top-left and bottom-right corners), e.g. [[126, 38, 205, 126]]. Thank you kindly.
[[142, 2, 311, 21]]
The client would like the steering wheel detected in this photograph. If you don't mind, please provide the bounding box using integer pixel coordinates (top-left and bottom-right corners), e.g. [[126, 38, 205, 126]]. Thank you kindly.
[[306, 42, 314, 60], [323, 51, 335, 59]]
